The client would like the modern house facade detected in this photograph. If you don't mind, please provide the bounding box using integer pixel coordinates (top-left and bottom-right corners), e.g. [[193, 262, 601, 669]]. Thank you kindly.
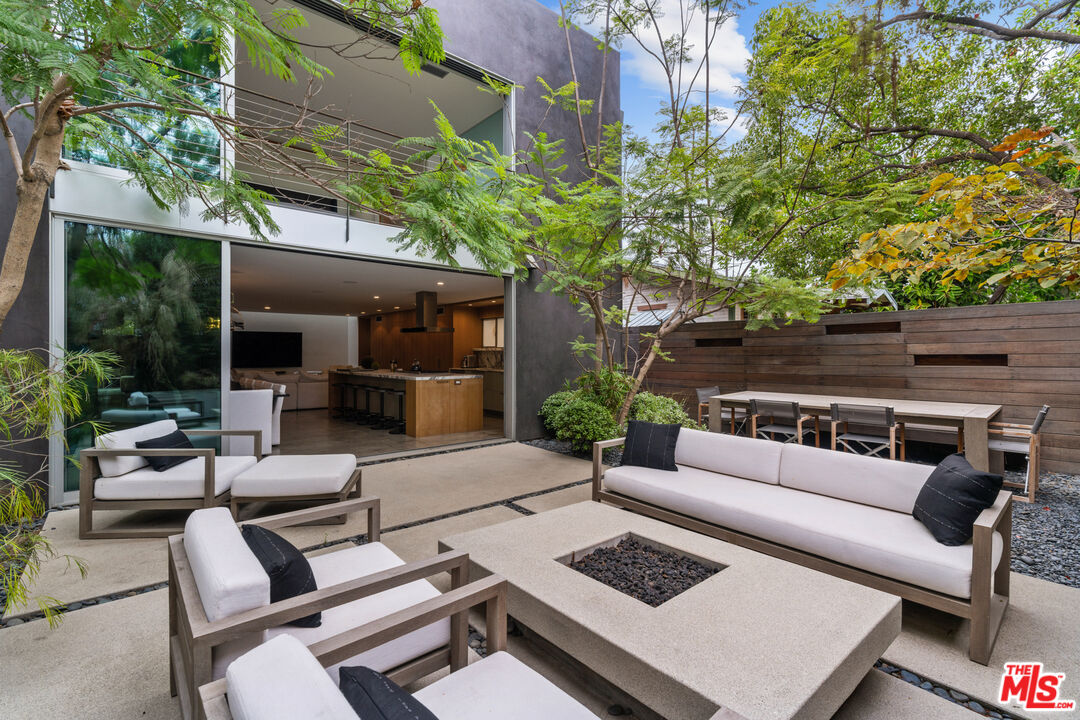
[[0, 0, 620, 505]]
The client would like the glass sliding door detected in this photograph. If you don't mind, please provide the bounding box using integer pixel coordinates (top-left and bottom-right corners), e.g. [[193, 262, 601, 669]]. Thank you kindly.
[[63, 222, 223, 491]]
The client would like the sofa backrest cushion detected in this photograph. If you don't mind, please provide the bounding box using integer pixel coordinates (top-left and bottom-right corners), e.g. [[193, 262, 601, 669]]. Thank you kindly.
[[184, 507, 270, 623], [95, 419, 179, 477], [226, 635, 360, 720], [779, 443, 933, 513], [674, 428, 783, 484]]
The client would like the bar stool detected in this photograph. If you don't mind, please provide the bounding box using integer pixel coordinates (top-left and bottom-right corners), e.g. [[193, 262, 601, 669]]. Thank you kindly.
[[388, 388, 406, 435], [373, 387, 396, 430], [357, 385, 382, 425], [330, 382, 352, 419]]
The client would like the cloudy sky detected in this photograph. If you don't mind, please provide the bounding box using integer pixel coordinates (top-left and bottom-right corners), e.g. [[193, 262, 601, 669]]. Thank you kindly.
[[532, 0, 778, 141]]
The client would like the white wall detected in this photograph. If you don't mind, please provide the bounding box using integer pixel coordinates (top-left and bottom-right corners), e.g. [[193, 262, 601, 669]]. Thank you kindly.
[[240, 312, 358, 370]]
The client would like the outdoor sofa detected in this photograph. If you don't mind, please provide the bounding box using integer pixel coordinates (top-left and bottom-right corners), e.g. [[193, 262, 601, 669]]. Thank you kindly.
[[197, 581, 600, 720], [169, 498, 472, 720], [592, 429, 1012, 665]]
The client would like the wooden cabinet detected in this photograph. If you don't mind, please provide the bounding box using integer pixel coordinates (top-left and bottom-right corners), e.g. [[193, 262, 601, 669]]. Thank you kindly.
[[406, 376, 483, 437]]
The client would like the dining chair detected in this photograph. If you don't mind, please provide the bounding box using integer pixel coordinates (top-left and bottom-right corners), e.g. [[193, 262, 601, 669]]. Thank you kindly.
[[988, 404, 1050, 503], [749, 399, 818, 446], [829, 403, 904, 460]]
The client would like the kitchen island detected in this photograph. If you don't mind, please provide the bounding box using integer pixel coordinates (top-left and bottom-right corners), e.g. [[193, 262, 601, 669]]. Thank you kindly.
[[328, 368, 484, 438]]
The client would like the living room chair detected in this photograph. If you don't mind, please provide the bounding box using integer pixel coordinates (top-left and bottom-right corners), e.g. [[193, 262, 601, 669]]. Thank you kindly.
[[197, 578, 600, 720], [750, 399, 818, 446], [989, 404, 1050, 504], [830, 403, 904, 460], [170, 499, 471, 720], [79, 419, 261, 539]]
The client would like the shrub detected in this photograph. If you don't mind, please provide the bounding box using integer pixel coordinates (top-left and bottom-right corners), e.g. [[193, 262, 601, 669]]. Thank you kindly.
[[552, 395, 620, 453], [629, 392, 701, 429], [575, 366, 635, 414], [539, 390, 577, 433]]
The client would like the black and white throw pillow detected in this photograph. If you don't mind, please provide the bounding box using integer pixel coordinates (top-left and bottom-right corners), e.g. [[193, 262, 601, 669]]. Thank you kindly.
[[621, 420, 680, 472], [912, 454, 1003, 546], [240, 525, 321, 627], [339, 666, 440, 720], [135, 429, 195, 472]]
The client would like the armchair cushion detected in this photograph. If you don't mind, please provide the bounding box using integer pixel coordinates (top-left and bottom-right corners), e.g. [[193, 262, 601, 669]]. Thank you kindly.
[[339, 666, 439, 720], [241, 525, 321, 628], [226, 635, 359, 720], [135, 429, 196, 472], [913, 454, 1004, 546], [94, 419, 179, 477], [93, 455, 257, 500], [185, 508, 270, 623]]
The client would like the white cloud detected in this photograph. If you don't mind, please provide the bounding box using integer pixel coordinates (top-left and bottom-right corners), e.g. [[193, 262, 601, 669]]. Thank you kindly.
[[619, 0, 751, 101]]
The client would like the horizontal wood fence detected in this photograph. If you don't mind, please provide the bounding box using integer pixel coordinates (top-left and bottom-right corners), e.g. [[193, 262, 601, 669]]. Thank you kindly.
[[637, 300, 1080, 473]]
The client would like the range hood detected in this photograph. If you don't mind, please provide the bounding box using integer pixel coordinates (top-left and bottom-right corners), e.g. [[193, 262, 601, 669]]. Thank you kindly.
[[401, 291, 454, 333]]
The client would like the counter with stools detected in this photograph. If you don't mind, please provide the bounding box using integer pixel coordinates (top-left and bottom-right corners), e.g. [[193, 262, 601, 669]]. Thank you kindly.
[[328, 368, 483, 438]]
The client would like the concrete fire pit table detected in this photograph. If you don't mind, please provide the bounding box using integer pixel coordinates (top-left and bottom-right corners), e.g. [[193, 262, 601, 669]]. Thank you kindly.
[[439, 502, 901, 720]]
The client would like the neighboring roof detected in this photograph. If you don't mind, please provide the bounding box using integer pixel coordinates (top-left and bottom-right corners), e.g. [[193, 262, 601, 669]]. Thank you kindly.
[[627, 309, 675, 327]]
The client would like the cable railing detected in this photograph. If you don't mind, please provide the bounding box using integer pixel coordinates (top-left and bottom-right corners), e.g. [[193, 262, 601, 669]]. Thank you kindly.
[[74, 64, 423, 226]]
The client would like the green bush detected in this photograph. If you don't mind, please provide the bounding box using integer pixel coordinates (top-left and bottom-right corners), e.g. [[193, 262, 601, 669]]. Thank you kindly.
[[539, 390, 577, 433], [575, 366, 635, 413], [629, 391, 701, 429], [552, 394, 620, 453]]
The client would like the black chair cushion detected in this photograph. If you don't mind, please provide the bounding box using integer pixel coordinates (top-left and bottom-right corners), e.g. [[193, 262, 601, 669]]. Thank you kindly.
[[135, 429, 196, 472], [339, 666, 440, 720], [621, 420, 680, 472], [240, 525, 321, 627], [912, 454, 1003, 546]]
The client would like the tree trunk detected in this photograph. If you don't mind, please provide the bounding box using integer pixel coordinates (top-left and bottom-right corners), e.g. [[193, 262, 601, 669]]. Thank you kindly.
[[616, 336, 661, 426], [0, 119, 65, 331]]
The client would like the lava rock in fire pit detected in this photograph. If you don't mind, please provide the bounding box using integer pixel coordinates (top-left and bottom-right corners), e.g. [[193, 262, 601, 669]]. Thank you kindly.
[[568, 537, 720, 607]]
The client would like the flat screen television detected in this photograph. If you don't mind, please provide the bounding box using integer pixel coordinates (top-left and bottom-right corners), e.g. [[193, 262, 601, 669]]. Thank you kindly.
[[232, 331, 302, 368]]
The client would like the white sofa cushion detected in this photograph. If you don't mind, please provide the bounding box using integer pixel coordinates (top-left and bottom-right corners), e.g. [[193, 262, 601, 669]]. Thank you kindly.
[[231, 454, 357, 498], [674, 428, 782, 484], [93, 455, 257, 500], [414, 651, 598, 719], [184, 508, 270, 623], [212, 542, 450, 681], [229, 389, 273, 456], [779, 443, 933, 513], [604, 465, 1003, 598], [226, 635, 360, 720], [94, 419, 179, 477]]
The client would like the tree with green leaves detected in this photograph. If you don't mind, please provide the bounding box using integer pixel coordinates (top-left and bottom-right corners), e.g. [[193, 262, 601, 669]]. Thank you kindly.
[[742, 0, 1079, 303], [0, 0, 445, 329], [353, 0, 830, 425]]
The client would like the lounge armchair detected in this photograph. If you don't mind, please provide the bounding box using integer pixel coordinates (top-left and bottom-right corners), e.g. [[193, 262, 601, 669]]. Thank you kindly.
[[169, 499, 469, 720], [198, 577, 599, 720], [79, 419, 261, 539]]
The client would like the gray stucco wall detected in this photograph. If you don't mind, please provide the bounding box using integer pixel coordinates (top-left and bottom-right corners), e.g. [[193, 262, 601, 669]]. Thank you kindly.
[[431, 0, 622, 437]]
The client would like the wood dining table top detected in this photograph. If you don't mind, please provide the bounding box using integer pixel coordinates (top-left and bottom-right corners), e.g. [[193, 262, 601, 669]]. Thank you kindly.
[[711, 390, 1001, 421]]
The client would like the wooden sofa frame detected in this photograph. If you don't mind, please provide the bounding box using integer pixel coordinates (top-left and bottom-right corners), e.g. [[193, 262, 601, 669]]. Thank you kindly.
[[79, 429, 262, 540], [197, 573, 508, 720], [229, 466, 363, 522], [592, 437, 1012, 666], [169, 497, 473, 720]]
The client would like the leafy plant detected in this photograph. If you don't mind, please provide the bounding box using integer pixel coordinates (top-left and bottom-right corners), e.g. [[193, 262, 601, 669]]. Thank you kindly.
[[551, 395, 620, 454], [574, 366, 634, 415], [0, 347, 116, 625], [539, 390, 576, 433], [628, 392, 700, 430]]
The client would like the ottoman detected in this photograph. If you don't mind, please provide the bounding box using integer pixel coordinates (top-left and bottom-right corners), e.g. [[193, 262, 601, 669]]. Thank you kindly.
[[230, 454, 361, 521]]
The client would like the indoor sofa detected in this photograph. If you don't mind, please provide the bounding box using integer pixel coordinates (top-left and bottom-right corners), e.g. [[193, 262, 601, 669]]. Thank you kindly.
[[592, 429, 1012, 665]]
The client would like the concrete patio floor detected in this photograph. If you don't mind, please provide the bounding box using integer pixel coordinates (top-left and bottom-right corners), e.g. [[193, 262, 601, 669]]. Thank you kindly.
[[2, 443, 1079, 719]]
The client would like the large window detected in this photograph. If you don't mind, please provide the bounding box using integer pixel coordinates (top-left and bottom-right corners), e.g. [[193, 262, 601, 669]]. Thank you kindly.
[[64, 222, 223, 491]]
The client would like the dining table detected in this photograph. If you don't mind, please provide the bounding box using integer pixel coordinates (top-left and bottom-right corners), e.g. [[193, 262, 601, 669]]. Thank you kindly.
[[710, 390, 1003, 471]]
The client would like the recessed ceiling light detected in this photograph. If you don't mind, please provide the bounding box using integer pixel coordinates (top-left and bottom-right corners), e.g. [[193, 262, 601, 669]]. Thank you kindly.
[[373, 295, 380, 299], [491, 300, 497, 303], [394, 306, 400, 309], [360, 311, 366, 315], [345, 313, 351, 316], [263, 305, 271, 310], [436, 281, 445, 286], [377, 309, 383, 312], [468, 303, 472, 307]]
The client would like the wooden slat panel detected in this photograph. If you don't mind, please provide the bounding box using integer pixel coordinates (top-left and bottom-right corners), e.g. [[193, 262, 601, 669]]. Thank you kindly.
[[636, 300, 1080, 472]]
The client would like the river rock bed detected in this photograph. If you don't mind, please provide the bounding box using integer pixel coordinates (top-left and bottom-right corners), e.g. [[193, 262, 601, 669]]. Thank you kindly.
[[1007, 470, 1080, 589], [568, 537, 719, 607]]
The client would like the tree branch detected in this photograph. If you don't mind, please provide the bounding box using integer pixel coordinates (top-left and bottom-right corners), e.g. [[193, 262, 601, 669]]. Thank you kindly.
[[877, 9, 1080, 44]]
